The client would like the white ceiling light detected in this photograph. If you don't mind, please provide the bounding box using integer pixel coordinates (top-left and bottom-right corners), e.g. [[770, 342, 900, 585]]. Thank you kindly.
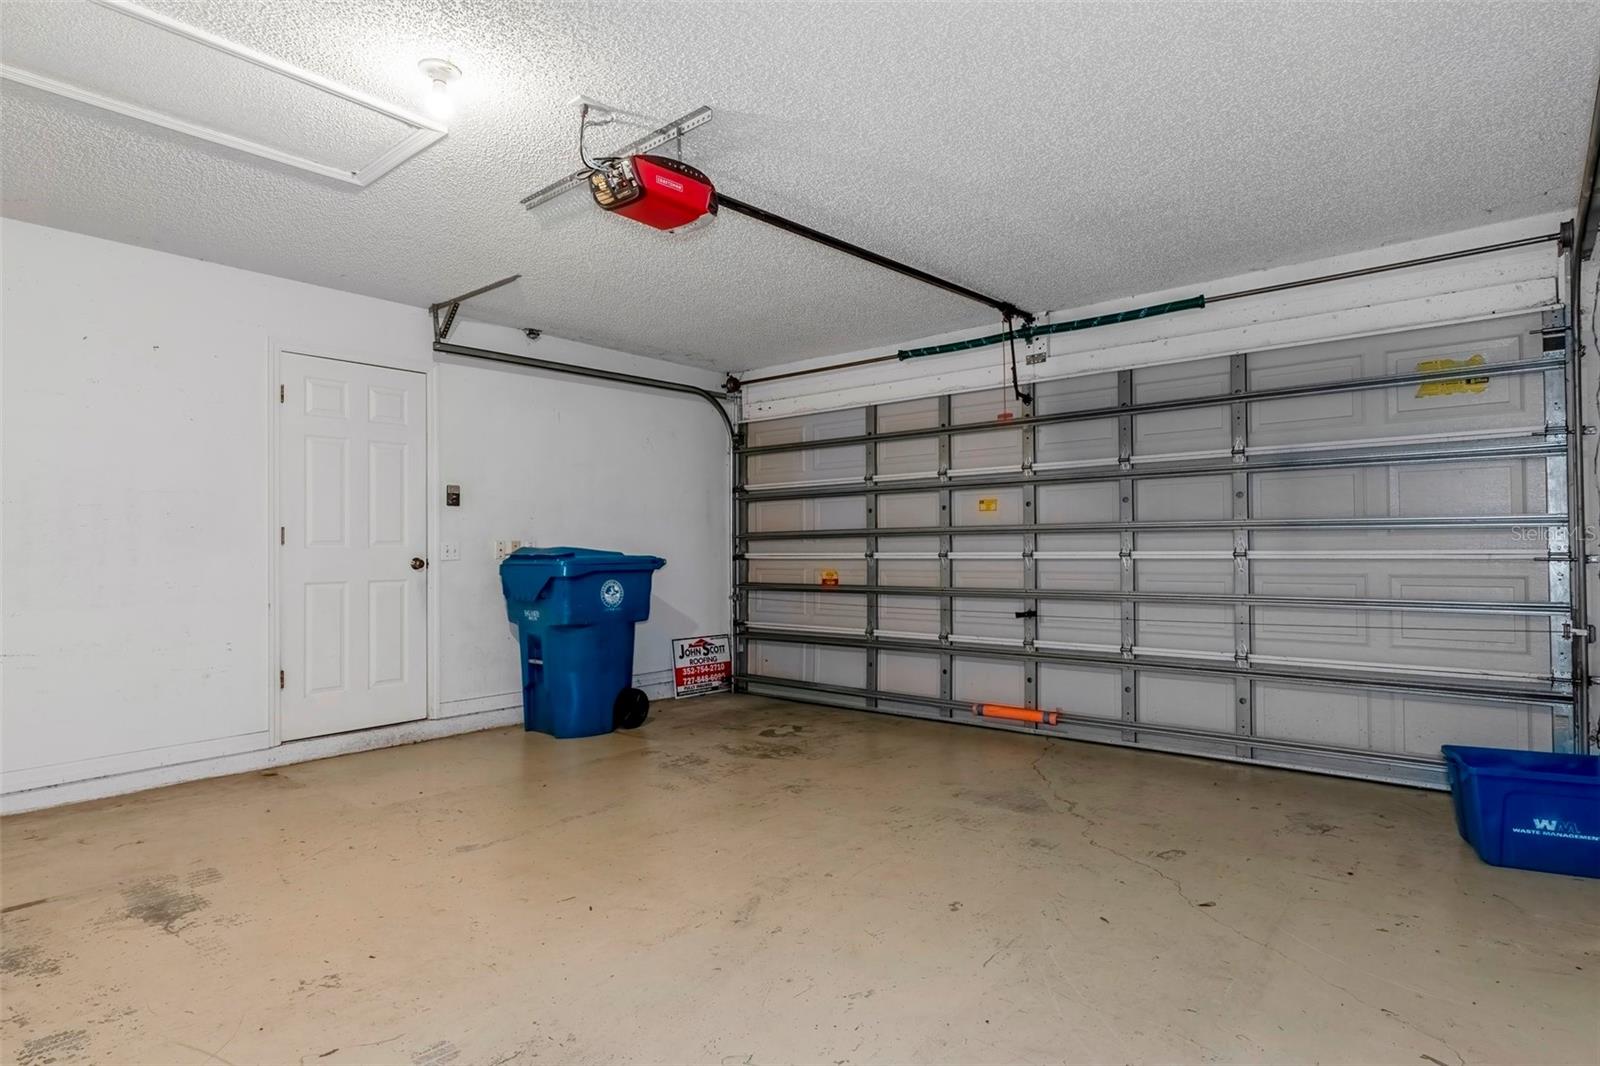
[[417, 58, 461, 121]]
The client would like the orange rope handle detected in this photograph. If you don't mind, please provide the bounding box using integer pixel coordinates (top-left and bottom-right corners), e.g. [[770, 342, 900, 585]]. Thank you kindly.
[[973, 703, 1060, 726]]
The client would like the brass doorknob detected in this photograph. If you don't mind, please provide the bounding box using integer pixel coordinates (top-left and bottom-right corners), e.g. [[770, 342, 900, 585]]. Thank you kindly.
[[411, 557, 427, 570]]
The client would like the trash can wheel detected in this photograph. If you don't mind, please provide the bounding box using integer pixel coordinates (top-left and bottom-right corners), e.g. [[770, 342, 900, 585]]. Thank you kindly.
[[614, 687, 650, 730]]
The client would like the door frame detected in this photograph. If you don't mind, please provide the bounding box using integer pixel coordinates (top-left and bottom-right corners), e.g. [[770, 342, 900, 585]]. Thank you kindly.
[[266, 339, 440, 747]]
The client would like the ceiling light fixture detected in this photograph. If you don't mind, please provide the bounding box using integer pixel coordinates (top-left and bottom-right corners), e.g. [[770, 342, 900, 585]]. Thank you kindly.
[[417, 58, 461, 121]]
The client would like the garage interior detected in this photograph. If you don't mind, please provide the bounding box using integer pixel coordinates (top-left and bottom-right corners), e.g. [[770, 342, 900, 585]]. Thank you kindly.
[[2, 2, 1599, 1064]]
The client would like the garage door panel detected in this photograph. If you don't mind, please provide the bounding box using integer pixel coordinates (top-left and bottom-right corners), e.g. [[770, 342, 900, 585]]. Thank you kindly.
[[1253, 468, 1372, 519], [1256, 615, 1545, 676], [748, 639, 806, 680], [951, 387, 1019, 426], [1135, 557, 1232, 593], [954, 598, 1023, 641], [1385, 335, 1527, 420], [952, 487, 1023, 524], [1138, 604, 1234, 655], [1252, 556, 1549, 597], [748, 442, 864, 487], [748, 497, 868, 532], [950, 427, 1022, 471], [1389, 608, 1534, 657], [1136, 474, 1234, 520], [878, 492, 939, 528], [812, 496, 869, 530], [1133, 358, 1232, 455], [1250, 355, 1365, 442], [1255, 683, 1369, 748], [879, 595, 939, 637], [1040, 664, 1122, 717], [1254, 607, 1373, 650], [952, 532, 1022, 588], [1135, 355, 1232, 403], [878, 396, 940, 432], [1139, 675, 1235, 742], [1037, 601, 1120, 648], [811, 646, 868, 688], [748, 547, 864, 582], [1246, 315, 1541, 392], [1398, 697, 1549, 755], [745, 407, 866, 448], [1135, 405, 1231, 457], [745, 541, 864, 573], [1036, 418, 1119, 467], [736, 311, 1577, 787], [1035, 370, 1120, 414], [1252, 526, 1538, 552], [878, 437, 939, 477], [878, 650, 942, 697], [1037, 482, 1120, 523], [879, 536, 940, 586], [1389, 458, 1539, 516], [749, 589, 866, 629], [955, 658, 1023, 704], [1036, 535, 1122, 589]]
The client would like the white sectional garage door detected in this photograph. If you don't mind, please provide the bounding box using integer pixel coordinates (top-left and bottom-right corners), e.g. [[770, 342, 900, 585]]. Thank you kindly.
[[733, 312, 1584, 787]]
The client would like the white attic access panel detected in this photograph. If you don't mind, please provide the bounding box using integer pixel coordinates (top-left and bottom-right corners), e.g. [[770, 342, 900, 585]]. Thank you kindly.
[[737, 311, 1582, 788], [0, 0, 444, 185]]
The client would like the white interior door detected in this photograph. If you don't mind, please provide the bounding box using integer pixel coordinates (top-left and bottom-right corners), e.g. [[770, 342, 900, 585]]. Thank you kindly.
[[278, 352, 427, 741]]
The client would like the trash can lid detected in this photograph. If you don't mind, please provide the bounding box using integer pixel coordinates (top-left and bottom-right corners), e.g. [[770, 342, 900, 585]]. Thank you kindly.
[[503, 546, 666, 577]]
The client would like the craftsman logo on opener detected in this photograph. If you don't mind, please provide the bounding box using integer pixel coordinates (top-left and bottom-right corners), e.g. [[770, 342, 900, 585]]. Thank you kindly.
[[600, 579, 624, 608], [978, 497, 999, 513], [1415, 353, 1489, 397], [672, 634, 731, 697]]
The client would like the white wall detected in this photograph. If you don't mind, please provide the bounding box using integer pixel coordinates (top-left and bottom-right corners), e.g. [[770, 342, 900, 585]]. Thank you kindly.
[[0, 219, 730, 809], [433, 319, 731, 718]]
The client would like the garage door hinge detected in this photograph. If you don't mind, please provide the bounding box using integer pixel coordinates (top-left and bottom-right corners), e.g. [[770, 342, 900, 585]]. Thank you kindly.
[[279, 669, 285, 690], [279, 384, 284, 403]]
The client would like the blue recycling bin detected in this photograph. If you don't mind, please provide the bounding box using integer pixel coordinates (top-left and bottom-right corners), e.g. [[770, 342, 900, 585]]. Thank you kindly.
[[500, 546, 666, 738], [1442, 745, 1600, 879]]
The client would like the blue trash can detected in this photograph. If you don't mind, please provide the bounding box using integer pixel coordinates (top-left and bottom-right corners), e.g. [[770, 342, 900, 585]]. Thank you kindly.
[[1441, 745, 1600, 879], [500, 546, 666, 739]]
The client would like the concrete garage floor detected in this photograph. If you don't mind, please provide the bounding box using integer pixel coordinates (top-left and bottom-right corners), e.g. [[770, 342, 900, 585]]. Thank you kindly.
[[1, 695, 1594, 1066]]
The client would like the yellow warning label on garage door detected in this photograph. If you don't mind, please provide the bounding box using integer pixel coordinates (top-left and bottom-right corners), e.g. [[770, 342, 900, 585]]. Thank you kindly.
[[978, 497, 999, 513], [1415, 353, 1489, 397]]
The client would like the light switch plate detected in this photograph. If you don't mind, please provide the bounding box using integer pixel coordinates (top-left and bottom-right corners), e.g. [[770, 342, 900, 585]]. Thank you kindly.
[[441, 542, 461, 562]]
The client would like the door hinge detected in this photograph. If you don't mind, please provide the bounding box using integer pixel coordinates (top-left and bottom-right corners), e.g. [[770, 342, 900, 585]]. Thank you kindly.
[[279, 669, 285, 690], [279, 526, 285, 545], [279, 384, 285, 403]]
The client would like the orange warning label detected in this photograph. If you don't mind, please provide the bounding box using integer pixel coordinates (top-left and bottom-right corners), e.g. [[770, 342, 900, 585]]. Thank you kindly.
[[820, 569, 840, 586]]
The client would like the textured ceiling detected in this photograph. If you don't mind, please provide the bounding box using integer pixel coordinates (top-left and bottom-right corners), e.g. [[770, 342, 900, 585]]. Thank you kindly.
[[3, 1, 1598, 372]]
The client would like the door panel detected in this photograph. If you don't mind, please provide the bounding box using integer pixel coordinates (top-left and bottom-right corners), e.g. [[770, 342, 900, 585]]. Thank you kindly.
[[279, 353, 427, 741]]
